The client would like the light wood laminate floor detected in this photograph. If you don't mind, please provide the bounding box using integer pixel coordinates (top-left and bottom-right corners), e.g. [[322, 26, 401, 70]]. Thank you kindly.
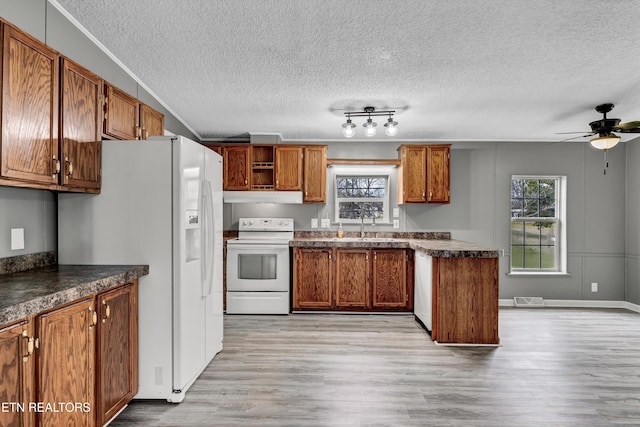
[[110, 308, 640, 426]]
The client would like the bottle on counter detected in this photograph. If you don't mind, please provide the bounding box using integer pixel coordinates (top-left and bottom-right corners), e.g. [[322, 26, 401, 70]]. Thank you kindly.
[[337, 223, 344, 238]]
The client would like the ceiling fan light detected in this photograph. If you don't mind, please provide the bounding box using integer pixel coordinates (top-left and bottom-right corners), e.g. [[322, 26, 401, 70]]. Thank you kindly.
[[342, 119, 356, 138], [363, 119, 377, 137], [590, 134, 620, 150], [384, 117, 398, 136]]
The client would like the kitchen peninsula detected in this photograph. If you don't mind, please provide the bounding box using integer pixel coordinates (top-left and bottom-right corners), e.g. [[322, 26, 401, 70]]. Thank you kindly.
[[291, 232, 500, 345]]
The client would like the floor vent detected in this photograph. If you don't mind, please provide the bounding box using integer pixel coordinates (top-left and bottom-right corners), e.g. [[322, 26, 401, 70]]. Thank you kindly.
[[513, 296, 544, 307]]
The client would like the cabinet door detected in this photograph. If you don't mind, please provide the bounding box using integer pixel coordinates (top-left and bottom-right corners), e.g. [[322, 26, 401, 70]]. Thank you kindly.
[[335, 249, 370, 308], [1, 24, 59, 185], [303, 145, 326, 203], [103, 83, 139, 140], [36, 298, 95, 427], [399, 146, 426, 203], [60, 58, 102, 191], [372, 249, 407, 309], [294, 248, 334, 309], [224, 146, 250, 190], [275, 146, 303, 190], [140, 103, 164, 139], [426, 145, 450, 203], [96, 283, 138, 426], [0, 319, 34, 427]]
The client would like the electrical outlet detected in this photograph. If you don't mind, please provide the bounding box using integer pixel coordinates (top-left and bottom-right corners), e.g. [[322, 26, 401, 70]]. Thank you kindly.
[[311, 218, 318, 229], [393, 207, 400, 218], [393, 219, 400, 229], [321, 219, 331, 228], [11, 228, 24, 250], [591, 282, 598, 292]]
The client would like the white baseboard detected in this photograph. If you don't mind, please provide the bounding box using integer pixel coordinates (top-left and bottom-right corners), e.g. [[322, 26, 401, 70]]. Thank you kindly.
[[499, 299, 640, 313]]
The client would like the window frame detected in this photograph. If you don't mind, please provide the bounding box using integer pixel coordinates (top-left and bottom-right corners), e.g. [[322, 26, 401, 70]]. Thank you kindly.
[[334, 173, 391, 224], [509, 175, 567, 274]]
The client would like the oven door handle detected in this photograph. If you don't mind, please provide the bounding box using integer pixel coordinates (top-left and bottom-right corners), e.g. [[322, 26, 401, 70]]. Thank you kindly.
[[227, 244, 290, 251]]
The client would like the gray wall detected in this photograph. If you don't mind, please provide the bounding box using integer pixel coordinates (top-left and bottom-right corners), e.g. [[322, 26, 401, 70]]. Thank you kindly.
[[225, 139, 630, 302], [626, 141, 640, 304]]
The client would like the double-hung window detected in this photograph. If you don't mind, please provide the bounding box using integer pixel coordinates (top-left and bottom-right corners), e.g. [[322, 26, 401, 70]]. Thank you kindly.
[[510, 176, 566, 273], [334, 175, 389, 223]]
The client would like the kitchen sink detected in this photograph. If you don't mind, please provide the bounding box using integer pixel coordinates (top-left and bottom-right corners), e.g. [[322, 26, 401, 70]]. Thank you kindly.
[[331, 237, 392, 242]]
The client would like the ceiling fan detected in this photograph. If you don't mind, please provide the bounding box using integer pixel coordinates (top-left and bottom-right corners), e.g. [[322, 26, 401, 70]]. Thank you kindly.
[[558, 103, 640, 174]]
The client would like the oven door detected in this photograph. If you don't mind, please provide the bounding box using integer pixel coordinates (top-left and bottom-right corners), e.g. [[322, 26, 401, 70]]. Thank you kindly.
[[226, 244, 290, 292]]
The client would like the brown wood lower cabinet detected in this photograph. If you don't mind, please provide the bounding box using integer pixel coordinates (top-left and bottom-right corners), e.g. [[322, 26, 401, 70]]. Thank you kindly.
[[335, 249, 370, 308], [36, 297, 96, 427], [294, 248, 334, 309], [432, 257, 499, 344], [0, 281, 138, 427], [294, 247, 412, 312], [96, 282, 138, 426], [0, 319, 35, 427]]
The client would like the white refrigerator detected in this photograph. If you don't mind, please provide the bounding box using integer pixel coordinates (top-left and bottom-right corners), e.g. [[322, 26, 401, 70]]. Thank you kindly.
[[58, 135, 223, 403]]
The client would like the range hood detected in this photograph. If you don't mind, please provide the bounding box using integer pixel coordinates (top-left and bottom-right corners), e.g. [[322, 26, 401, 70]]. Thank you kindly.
[[223, 191, 303, 204]]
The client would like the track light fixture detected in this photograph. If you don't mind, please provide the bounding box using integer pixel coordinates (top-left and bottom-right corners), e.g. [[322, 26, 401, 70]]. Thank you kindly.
[[342, 106, 397, 138]]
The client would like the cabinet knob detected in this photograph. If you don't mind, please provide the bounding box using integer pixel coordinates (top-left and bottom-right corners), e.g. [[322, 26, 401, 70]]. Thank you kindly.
[[65, 157, 73, 177], [52, 157, 61, 177], [89, 307, 97, 328], [102, 300, 111, 323]]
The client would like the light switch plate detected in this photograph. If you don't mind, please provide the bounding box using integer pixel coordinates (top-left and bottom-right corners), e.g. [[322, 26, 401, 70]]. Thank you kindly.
[[321, 218, 331, 228], [311, 218, 318, 229], [591, 282, 598, 292], [11, 228, 25, 250], [393, 219, 400, 229], [393, 207, 400, 218]]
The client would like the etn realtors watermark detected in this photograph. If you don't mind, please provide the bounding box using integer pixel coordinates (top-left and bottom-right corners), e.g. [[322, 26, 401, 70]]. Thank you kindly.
[[2, 401, 91, 413]]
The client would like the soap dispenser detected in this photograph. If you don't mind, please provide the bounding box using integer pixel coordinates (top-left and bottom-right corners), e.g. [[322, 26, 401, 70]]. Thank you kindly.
[[337, 223, 344, 238]]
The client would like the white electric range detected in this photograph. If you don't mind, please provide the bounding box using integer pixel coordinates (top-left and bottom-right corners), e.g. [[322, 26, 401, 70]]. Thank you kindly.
[[225, 218, 293, 314]]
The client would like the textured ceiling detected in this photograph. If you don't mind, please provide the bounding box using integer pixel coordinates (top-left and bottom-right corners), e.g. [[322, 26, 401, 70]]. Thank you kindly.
[[52, 0, 640, 143]]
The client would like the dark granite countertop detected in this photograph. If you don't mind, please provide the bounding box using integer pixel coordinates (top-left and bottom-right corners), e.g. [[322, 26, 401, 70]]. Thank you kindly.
[[0, 264, 149, 326], [290, 237, 501, 258]]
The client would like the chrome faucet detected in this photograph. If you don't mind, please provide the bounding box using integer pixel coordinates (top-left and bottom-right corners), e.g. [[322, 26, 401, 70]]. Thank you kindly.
[[360, 211, 366, 238]]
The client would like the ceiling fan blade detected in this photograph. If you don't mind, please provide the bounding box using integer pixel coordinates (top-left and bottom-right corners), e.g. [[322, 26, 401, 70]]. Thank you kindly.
[[559, 133, 595, 142], [555, 131, 593, 134], [615, 120, 640, 130], [614, 121, 640, 133]]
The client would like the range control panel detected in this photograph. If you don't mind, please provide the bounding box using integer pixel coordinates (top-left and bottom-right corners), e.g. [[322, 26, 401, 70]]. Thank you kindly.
[[238, 217, 294, 232]]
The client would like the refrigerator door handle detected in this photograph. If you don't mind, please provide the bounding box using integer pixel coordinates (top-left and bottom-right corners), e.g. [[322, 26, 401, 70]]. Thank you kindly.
[[202, 180, 215, 296], [207, 180, 215, 296]]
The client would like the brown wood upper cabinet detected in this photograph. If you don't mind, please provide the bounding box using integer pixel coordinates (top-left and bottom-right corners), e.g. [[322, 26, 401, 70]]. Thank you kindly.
[[224, 145, 251, 190], [398, 144, 451, 204], [293, 247, 412, 311], [215, 144, 327, 203], [61, 58, 102, 191], [139, 103, 165, 140], [103, 82, 164, 141], [303, 145, 327, 203], [0, 22, 102, 193], [275, 145, 303, 190], [0, 23, 59, 188]]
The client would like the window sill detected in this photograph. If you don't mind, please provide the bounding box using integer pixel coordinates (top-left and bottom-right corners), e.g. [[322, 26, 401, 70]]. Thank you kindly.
[[507, 272, 571, 277]]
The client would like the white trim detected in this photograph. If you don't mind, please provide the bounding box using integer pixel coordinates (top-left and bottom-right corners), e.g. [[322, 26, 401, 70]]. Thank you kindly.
[[47, 0, 200, 140], [499, 298, 640, 313]]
